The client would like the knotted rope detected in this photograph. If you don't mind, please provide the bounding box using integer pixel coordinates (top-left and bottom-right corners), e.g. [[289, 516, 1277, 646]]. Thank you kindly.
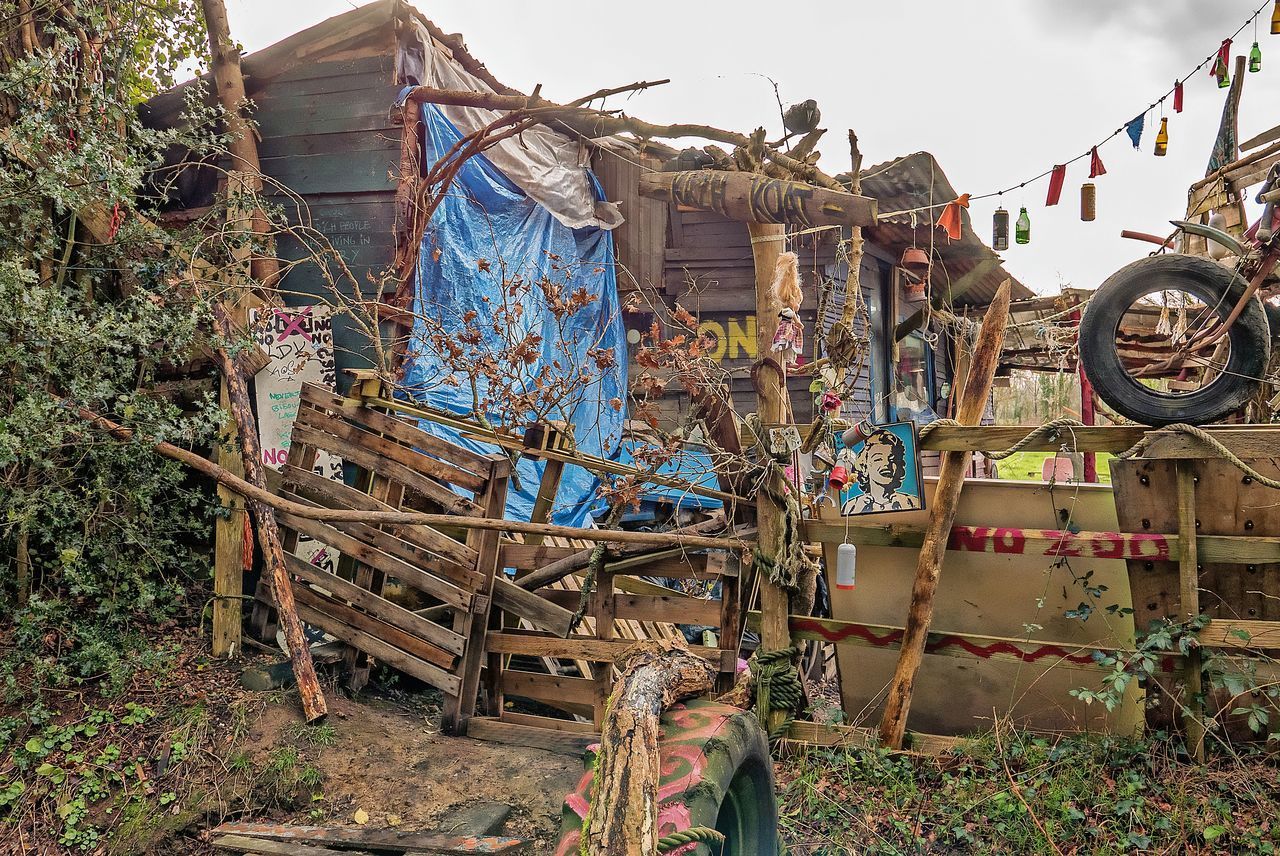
[[657, 827, 726, 852], [753, 645, 803, 746], [918, 417, 1086, 461], [1118, 422, 1280, 489]]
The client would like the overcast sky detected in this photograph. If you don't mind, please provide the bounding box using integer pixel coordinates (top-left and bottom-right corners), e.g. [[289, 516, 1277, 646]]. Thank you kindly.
[[224, 0, 1280, 295]]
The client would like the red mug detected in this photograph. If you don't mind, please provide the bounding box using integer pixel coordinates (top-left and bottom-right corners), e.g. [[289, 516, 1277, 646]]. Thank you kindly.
[[828, 465, 849, 489]]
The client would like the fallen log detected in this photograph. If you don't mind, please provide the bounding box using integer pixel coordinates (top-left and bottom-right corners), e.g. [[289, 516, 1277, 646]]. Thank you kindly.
[[582, 639, 716, 856], [70, 405, 752, 554], [878, 281, 1012, 749]]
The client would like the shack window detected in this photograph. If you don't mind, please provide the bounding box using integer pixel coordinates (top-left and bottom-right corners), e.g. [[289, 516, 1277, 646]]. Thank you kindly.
[[889, 270, 937, 423]]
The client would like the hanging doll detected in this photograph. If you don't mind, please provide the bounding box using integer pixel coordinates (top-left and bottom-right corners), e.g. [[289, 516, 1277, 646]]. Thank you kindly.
[[770, 251, 804, 369]]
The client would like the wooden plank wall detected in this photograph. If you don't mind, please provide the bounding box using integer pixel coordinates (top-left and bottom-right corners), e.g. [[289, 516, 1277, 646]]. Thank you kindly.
[[255, 50, 401, 390]]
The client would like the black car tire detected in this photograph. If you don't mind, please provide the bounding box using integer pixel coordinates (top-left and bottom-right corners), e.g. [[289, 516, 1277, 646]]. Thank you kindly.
[[1079, 254, 1271, 426]]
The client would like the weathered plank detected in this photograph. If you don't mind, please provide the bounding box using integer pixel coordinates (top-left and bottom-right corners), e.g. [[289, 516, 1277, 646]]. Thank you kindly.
[[485, 632, 734, 669], [466, 716, 598, 755], [284, 552, 464, 656], [212, 821, 527, 854], [501, 669, 597, 707]]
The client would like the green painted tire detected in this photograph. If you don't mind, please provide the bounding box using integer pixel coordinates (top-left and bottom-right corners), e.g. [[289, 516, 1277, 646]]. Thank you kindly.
[[555, 700, 780, 855]]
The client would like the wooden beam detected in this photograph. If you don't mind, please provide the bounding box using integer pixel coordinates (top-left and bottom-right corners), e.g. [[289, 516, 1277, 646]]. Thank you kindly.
[[913, 423, 1280, 457], [638, 170, 877, 228], [803, 519, 1280, 565], [1177, 462, 1205, 762]]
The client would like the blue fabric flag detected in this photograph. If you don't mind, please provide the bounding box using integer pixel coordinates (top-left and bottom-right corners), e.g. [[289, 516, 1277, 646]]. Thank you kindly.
[[1126, 114, 1145, 150], [398, 103, 627, 528]]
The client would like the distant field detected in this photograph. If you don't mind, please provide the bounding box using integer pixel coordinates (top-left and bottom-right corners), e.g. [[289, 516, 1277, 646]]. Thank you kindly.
[[991, 450, 1113, 484]]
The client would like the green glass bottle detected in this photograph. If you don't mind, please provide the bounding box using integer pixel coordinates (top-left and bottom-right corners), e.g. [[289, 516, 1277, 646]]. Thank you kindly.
[[1250, 41, 1263, 73], [1015, 207, 1031, 245]]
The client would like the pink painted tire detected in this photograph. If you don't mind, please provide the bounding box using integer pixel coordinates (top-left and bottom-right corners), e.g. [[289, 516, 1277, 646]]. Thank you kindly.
[[555, 700, 779, 855]]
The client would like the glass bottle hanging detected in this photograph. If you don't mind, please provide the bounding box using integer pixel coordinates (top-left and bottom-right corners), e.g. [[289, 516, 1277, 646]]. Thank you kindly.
[[1272, 0, 1280, 35], [993, 207, 1010, 251], [1216, 56, 1232, 88], [1015, 207, 1031, 245], [1251, 41, 1263, 73], [1154, 118, 1169, 157]]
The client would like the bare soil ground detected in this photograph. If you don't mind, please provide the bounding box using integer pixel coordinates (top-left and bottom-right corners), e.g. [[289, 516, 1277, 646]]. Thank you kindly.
[[222, 691, 583, 851]]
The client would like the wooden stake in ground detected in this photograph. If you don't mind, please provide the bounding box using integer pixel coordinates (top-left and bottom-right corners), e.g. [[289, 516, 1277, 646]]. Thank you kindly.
[[582, 639, 716, 855], [747, 220, 796, 740], [878, 280, 1012, 749]]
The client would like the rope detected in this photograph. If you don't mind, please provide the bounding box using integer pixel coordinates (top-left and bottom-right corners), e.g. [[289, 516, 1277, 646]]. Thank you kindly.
[[753, 645, 803, 746], [657, 827, 726, 852], [918, 417, 1086, 461], [1118, 423, 1280, 489]]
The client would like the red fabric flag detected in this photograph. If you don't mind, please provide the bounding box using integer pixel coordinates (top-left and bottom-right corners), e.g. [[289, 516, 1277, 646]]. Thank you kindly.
[[1173, 80, 1184, 113], [937, 193, 970, 241], [1089, 147, 1107, 179], [1212, 38, 1232, 77], [1045, 164, 1067, 206]]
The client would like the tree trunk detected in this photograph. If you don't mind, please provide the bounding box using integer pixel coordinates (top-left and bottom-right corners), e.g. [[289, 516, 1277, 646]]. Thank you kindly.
[[200, 0, 280, 285], [584, 640, 716, 856], [878, 281, 1011, 749]]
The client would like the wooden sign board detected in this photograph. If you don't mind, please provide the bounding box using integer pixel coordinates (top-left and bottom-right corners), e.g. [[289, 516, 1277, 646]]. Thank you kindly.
[[639, 170, 877, 228]]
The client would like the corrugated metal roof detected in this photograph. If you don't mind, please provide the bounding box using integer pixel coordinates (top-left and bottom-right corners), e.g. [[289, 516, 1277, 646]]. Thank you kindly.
[[850, 151, 1033, 306]]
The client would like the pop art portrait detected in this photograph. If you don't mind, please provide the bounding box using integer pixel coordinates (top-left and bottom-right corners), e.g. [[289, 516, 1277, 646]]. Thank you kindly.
[[837, 421, 925, 516]]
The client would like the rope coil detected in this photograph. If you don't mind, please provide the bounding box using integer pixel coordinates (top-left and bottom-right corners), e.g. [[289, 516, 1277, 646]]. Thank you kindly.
[[753, 645, 803, 746], [657, 826, 726, 852]]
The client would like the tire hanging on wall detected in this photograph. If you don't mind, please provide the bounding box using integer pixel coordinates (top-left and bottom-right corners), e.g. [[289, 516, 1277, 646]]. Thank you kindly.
[[1079, 254, 1271, 426]]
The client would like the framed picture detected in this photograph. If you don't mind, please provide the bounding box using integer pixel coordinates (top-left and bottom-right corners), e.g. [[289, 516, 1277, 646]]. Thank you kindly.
[[836, 421, 925, 516]]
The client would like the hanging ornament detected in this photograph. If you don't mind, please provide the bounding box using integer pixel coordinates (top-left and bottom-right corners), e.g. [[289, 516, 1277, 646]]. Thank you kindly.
[[836, 543, 857, 590], [1015, 207, 1031, 245], [1045, 164, 1067, 207], [1081, 183, 1097, 222], [1156, 295, 1172, 337], [1174, 80, 1184, 113], [993, 206, 1010, 251], [1126, 114, 1145, 149], [1272, 0, 1280, 35], [1251, 41, 1263, 72], [1089, 146, 1107, 178], [1154, 117, 1169, 157]]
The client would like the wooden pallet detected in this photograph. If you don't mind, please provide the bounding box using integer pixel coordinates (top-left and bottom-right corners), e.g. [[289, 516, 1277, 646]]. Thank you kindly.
[[256, 383, 511, 733]]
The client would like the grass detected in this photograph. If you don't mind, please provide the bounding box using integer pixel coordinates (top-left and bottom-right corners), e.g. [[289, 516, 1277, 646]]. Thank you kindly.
[[992, 451, 1114, 485], [777, 726, 1280, 854]]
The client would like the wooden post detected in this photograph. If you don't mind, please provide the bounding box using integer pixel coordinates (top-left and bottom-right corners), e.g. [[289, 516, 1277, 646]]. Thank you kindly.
[[582, 640, 716, 856], [1072, 308, 1098, 482], [748, 220, 793, 736], [1177, 461, 1206, 761], [878, 281, 1012, 749]]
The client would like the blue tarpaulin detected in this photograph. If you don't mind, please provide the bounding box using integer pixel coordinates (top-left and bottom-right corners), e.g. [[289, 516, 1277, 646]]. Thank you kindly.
[[398, 103, 626, 528], [612, 440, 724, 514]]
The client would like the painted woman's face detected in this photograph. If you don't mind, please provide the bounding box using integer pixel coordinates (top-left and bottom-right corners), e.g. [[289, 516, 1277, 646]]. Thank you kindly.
[[863, 442, 897, 491]]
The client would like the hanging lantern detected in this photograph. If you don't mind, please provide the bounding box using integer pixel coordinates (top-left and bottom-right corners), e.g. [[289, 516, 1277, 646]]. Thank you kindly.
[[1251, 41, 1263, 72], [1154, 118, 1169, 157], [1015, 207, 1031, 245], [993, 207, 1010, 251], [1272, 0, 1280, 35], [836, 543, 857, 590], [1081, 183, 1097, 222]]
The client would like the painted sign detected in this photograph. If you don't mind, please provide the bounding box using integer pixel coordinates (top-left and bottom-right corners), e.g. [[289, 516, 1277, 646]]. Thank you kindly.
[[837, 421, 926, 516], [250, 305, 342, 573]]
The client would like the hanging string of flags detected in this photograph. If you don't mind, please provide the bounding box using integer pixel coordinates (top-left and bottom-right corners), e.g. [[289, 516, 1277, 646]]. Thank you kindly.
[[926, 0, 1280, 249]]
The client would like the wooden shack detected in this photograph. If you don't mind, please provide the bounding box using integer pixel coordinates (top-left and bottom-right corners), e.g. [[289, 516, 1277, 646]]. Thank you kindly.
[[145, 0, 1030, 428]]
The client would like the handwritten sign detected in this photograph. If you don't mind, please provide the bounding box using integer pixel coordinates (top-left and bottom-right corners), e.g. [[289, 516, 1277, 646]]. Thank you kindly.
[[250, 305, 342, 573]]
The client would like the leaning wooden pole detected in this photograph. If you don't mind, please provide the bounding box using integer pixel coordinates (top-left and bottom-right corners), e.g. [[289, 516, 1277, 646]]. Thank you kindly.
[[583, 640, 716, 855], [878, 280, 1011, 749], [209, 306, 327, 723]]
